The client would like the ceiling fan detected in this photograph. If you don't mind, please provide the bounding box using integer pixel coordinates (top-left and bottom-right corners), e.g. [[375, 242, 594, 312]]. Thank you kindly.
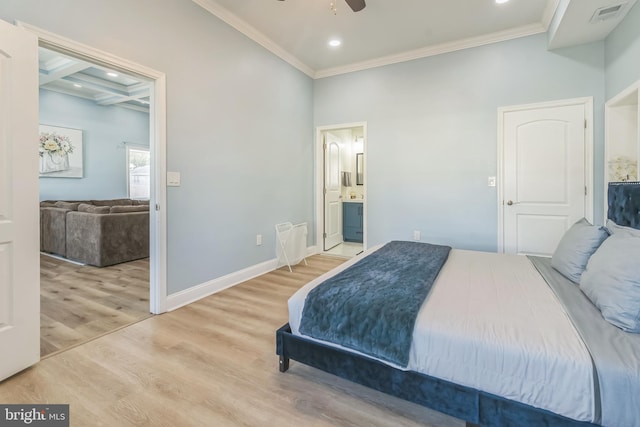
[[338, 0, 366, 12], [277, 0, 366, 13]]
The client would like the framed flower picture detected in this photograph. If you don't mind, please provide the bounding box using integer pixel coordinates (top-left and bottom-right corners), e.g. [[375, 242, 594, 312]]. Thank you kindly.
[[39, 125, 83, 178]]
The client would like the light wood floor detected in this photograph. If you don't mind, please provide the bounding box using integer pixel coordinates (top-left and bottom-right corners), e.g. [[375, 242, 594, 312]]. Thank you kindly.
[[4, 255, 463, 427], [40, 254, 151, 358]]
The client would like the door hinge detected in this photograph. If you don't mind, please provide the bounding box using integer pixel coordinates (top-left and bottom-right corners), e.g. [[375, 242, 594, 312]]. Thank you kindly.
[[323, 233, 327, 238], [323, 142, 327, 151], [155, 203, 160, 211], [584, 119, 587, 129], [585, 186, 588, 196]]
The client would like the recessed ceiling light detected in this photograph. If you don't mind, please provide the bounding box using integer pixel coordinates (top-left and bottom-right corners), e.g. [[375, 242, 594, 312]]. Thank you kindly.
[[73, 83, 82, 88], [107, 72, 118, 78], [329, 39, 342, 47], [495, 0, 509, 3]]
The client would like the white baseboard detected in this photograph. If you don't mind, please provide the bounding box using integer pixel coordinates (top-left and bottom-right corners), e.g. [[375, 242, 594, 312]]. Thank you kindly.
[[166, 258, 278, 311], [40, 252, 86, 266], [165, 246, 318, 311]]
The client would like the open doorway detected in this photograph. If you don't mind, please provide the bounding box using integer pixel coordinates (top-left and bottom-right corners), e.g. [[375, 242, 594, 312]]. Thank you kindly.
[[20, 21, 168, 357], [316, 123, 367, 258], [37, 45, 154, 357]]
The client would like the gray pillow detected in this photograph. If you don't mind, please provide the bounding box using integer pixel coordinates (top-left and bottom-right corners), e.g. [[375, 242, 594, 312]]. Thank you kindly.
[[77, 203, 110, 214], [54, 201, 80, 211], [580, 233, 640, 332], [110, 205, 148, 213], [551, 218, 609, 283], [606, 219, 640, 238], [91, 198, 133, 206]]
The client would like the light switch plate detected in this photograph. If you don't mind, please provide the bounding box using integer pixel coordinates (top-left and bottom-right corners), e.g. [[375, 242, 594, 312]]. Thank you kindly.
[[167, 171, 181, 186], [488, 176, 496, 187]]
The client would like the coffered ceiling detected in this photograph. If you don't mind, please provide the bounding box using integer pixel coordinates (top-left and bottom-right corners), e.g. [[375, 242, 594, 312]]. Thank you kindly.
[[38, 47, 151, 113]]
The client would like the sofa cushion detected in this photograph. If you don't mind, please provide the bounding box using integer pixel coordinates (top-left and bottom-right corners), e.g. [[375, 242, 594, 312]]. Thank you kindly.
[[78, 203, 111, 214], [110, 205, 149, 213], [91, 199, 133, 206], [132, 199, 150, 205], [54, 201, 81, 210], [40, 201, 57, 207]]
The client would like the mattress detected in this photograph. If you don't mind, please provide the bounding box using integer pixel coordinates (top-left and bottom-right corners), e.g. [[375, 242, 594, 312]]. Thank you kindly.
[[289, 247, 595, 423]]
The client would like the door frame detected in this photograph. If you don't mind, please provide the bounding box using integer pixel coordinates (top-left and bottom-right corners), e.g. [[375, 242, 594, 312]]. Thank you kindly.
[[17, 21, 168, 313], [315, 122, 367, 252], [496, 97, 594, 253]]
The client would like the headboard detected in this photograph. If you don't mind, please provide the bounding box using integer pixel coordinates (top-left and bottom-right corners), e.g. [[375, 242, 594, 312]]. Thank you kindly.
[[607, 182, 640, 230]]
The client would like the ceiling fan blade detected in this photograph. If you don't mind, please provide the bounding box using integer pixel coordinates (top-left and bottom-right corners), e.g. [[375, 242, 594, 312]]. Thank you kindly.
[[344, 0, 366, 12]]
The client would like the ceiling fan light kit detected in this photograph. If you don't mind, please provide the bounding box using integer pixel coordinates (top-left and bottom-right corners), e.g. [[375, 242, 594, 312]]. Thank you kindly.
[[330, 0, 337, 15]]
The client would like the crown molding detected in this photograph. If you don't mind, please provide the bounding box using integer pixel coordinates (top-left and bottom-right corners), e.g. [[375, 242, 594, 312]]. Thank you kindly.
[[191, 1, 549, 80], [315, 23, 546, 79], [192, 0, 315, 78]]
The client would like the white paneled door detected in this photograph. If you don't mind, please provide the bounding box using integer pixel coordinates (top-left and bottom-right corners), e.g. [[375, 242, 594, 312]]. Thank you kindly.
[[0, 20, 40, 381], [501, 100, 590, 256], [324, 135, 342, 250]]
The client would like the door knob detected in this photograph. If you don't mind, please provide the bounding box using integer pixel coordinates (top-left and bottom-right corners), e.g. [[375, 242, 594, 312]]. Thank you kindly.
[[507, 200, 514, 206]]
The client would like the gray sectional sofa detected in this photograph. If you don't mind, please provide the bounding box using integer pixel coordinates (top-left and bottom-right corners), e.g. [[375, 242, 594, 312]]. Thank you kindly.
[[40, 198, 150, 267]]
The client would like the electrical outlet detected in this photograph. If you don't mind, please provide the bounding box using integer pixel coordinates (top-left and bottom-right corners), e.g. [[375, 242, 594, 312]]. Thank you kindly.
[[256, 234, 262, 246], [413, 230, 420, 241]]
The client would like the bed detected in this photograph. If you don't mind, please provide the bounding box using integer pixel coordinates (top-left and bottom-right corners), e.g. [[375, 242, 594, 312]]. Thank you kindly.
[[276, 182, 640, 427]]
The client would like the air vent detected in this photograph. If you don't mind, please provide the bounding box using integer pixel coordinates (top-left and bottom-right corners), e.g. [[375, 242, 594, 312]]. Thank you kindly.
[[590, 2, 627, 23]]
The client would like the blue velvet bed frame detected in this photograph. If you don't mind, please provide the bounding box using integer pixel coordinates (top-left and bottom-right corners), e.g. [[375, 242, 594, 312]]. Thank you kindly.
[[276, 182, 640, 427]]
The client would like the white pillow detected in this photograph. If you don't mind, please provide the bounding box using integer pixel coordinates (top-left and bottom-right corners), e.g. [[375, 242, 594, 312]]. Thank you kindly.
[[551, 218, 609, 283], [580, 233, 640, 332]]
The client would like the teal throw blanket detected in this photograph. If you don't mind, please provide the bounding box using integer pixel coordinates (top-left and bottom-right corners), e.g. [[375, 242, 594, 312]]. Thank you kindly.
[[299, 241, 451, 367]]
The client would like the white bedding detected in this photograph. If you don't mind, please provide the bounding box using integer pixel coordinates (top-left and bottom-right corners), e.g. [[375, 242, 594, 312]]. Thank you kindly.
[[288, 247, 595, 423]]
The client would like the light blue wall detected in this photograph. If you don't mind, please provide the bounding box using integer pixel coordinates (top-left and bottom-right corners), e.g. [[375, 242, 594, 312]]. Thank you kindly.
[[39, 90, 149, 201], [1, 0, 314, 294], [314, 34, 605, 251], [605, 3, 640, 98], [3, 1, 623, 293]]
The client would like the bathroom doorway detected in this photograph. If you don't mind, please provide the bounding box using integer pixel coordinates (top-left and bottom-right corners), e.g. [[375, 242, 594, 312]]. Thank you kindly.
[[316, 123, 367, 258]]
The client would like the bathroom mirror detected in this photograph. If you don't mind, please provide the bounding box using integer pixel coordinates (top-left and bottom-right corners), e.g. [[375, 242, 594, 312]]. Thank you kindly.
[[356, 153, 364, 185]]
